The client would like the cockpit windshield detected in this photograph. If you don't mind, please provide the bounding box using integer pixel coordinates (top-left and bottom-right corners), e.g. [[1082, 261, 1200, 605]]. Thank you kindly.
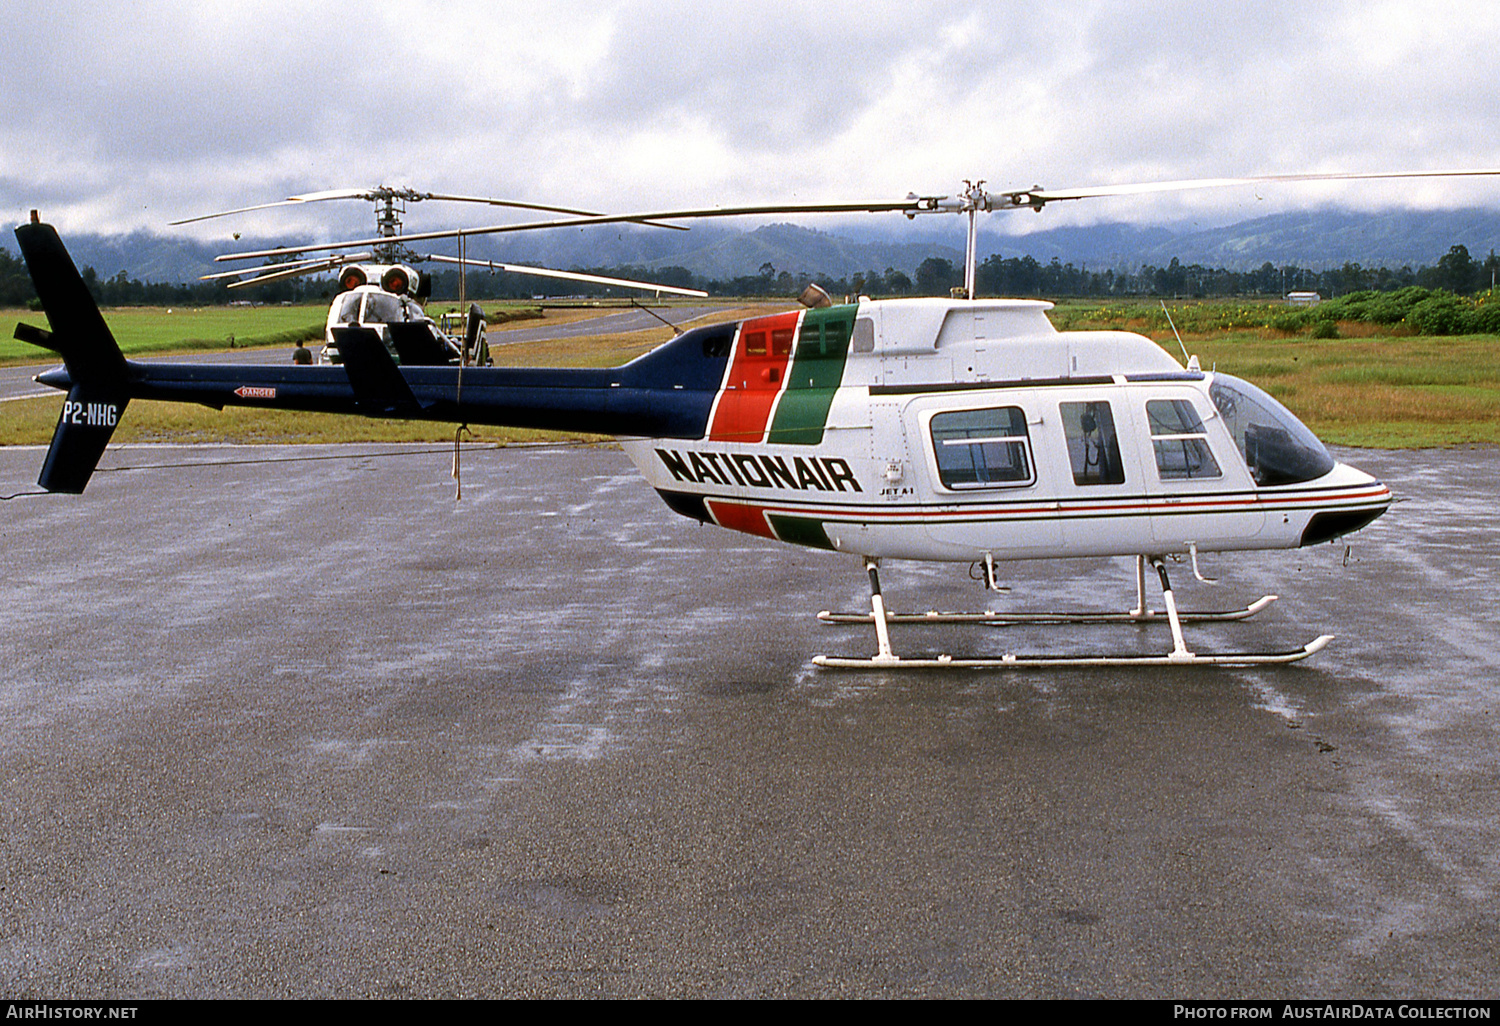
[[1209, 374, 1335, 486], [361, 292, 405, 325], [334, 292, 361, 324]]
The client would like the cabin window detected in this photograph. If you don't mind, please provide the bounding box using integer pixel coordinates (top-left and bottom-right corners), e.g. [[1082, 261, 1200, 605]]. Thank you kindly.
[[1147, 399, 1221, 480], [743, 330, 767, 356], [851, 318, 875, 353], [930, 407, 1034, 489], [771, 328, 795, 356], [807, 318, 850, 357], [1060, 401, 1126, 486]]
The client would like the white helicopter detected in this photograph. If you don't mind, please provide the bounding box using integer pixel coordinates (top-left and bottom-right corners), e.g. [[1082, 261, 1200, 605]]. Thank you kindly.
[[15, 170, 1498, 668], [177, 186, 708, 368]]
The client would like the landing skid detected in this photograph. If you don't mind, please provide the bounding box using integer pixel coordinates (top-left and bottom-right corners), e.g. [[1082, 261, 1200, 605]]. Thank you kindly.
[[814, 556, 1330, 670], [813, 636, 1332, 669]]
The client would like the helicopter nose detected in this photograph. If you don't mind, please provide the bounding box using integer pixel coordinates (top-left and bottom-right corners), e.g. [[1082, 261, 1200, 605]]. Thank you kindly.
[[1298, 461, 1392, 547]]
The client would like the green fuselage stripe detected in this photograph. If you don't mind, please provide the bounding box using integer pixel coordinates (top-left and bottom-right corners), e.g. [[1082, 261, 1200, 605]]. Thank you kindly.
[[766, 305, 857, 445], [766, 514, 837, 551]]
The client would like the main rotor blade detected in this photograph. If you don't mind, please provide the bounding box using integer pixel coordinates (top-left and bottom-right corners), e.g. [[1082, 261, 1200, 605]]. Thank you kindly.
[[214, 198, 932, 262], [285, 188, 387, 203], [223, 254, 366, 289], [169, 198, 312, 225], [211, 166, 1500, 262], [169, 190, 397, 225], [1019, 168, 1500, 206], [197, 253, 373, 282], [417, 193, 688, 230], [175, 188, 688, 231], [422, 253, 708, 297]]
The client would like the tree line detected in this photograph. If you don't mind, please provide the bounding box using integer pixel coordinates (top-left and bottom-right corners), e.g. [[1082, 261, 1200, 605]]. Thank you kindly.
[[427, 245, 1500, 302], [957, 244, 1499, 300]]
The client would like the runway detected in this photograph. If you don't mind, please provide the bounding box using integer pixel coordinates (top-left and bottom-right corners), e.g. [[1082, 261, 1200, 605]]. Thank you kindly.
[[487, 305, 726, 345], [0, 442, 1495, 998]]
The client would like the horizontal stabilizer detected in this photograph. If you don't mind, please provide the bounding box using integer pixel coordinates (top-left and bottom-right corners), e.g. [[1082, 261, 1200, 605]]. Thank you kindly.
[[331, 327, 425, 415], [14, 321, 57, 352], [386, 322, 453, 366]]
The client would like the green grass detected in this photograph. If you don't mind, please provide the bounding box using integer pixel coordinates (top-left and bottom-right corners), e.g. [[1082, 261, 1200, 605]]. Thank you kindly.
[[0, 304, 335, 363], [1155, 332, 1500, 447]]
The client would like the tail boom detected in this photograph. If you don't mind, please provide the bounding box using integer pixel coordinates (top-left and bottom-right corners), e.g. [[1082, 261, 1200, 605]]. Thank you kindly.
[[15, 218, 730, 492]]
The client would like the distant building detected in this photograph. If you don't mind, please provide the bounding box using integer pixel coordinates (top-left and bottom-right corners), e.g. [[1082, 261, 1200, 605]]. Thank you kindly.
[[1286, 291, 1322, 306]]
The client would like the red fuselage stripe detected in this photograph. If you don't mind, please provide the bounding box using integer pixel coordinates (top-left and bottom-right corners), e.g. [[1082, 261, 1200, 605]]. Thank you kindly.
[[707, 311, 802, 443], [705, 498, 776, 538]]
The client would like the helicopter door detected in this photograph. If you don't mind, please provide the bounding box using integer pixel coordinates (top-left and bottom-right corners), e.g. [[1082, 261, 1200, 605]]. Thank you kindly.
[[1143, 392, 1264, 547], [910, 397, 1062, 559], [708, 312, 798, 445], [1055, 394, 1148, 555]]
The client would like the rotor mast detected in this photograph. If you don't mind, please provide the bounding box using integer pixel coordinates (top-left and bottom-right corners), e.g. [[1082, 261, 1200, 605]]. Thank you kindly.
[[912, 180, 994, 300], [961, 180, 983, 299], [908, 180, 1050, 300], [371, 187, 418, 264]]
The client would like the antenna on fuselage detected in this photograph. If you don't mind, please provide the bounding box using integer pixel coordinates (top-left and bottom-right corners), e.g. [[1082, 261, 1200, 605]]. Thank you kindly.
[[1159, 301, 1196, 369], [630, 298, 685, 336]]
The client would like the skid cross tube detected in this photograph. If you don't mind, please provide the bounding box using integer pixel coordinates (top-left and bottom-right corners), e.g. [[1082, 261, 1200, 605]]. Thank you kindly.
[[819, 554, 1275, 625], [816, 594, 1278, 626]]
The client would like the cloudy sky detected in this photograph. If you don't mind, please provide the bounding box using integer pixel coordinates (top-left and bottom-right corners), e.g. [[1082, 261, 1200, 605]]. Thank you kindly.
[[4, 0, 1499, 247]]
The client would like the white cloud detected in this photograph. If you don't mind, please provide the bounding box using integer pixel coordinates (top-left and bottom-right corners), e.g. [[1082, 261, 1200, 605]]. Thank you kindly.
[[3, 0, 1499, 242]]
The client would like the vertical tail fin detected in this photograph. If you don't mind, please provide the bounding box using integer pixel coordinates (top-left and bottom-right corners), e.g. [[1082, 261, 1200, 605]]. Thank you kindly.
[[14, 218, 131, 493]]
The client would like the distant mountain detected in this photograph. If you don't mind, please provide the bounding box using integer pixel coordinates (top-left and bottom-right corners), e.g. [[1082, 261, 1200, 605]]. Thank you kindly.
[[972, 222, 1181, 270], [979, 208, 1500, 271], [6, 208, 1499, 286], [476, 222, 966, 280], [28, 232, 228, 285]]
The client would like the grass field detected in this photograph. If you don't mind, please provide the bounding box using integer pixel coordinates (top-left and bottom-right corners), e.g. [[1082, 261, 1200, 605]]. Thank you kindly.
[[4, 299, 1497, 449], [0, 304, 332, 363], [1048, 297, 1500, 447]]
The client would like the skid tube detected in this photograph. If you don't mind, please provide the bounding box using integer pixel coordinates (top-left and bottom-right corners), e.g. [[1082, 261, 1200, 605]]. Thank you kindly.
[[813, 557, 1332, 670], [813, 637, 1333, 669]]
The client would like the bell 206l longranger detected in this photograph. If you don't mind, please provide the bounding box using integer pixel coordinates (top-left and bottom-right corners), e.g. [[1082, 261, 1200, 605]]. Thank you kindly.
[[13, 197, 1396, 669]]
